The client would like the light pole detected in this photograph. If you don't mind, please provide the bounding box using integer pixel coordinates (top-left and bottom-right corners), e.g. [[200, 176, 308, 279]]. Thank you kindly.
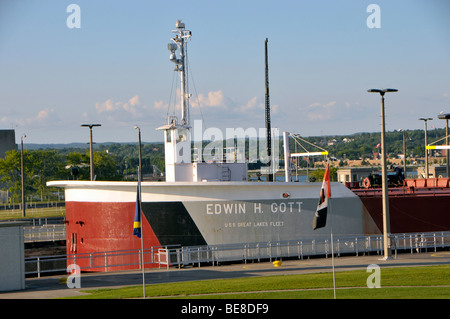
[[134, 126, 142, 181], [81, 124, 101, 180], [437, 113, 450, 177], [419, 118, 432, 179], [402, 130, 406, 180], [367, 88, 397, 260], [398, 129, 407, 180], [21, 135, 26, 217]]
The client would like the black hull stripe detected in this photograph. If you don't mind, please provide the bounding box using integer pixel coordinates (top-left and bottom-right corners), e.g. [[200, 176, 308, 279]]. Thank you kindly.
[[142, 202, 207, 246]]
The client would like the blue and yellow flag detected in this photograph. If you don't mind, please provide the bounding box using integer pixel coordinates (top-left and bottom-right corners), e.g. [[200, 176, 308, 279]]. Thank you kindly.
[[133, 186, 142, 238]]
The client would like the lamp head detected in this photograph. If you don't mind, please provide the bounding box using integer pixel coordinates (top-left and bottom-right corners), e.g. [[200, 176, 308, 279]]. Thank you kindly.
[[438, 113, 450, 120], [81, 124, 101, 128], [368, 88, 398, 96]]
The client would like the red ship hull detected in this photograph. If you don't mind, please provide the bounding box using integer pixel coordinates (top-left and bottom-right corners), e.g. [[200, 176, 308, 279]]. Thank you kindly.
[[352, 178, 450, 234], [65, 201, 161, 271]]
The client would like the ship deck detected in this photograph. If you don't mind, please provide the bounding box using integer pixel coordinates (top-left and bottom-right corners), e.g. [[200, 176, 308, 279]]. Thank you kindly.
[[352, 187, 450, 198], [350, 177, 450, 198]]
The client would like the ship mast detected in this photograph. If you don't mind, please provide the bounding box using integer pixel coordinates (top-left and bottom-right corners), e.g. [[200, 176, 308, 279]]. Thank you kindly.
[[158, 20, 193, 182], [265, 38, 273, 181], [168, 20, 192, 126]]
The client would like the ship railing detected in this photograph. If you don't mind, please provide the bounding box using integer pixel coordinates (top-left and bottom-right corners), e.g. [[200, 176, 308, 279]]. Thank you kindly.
[[24, 232, 450, 277], [160, 232, 450, 268], [24, 224, 66, 243], [25, 245, 179, 277], [393, 232, 450, 254]]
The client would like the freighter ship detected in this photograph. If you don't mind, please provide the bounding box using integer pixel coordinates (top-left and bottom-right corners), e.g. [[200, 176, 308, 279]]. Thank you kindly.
[[48, 20, 448, 271]]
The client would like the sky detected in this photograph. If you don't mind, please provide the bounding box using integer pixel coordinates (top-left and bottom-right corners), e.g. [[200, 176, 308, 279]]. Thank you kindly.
[[1, 0, 449, 144]]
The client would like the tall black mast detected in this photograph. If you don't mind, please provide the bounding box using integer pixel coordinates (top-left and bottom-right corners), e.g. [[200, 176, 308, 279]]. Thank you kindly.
[[265, 38, 273, 181]]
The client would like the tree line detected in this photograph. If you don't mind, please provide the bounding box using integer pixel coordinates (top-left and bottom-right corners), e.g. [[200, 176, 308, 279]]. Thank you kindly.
[[291, 128, 446, 161], [0, 143, 165, 203]]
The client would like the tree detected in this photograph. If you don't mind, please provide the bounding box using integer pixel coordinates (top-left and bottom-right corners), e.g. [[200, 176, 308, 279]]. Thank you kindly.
[[0, 150, 24, 202], [0, 150, 68, 202], [65, 152, 90, 180], [28, 150, 67, 200], [92, 151, 121, 181], [308, 166, 337, 182], [64, 151, 122, 181]]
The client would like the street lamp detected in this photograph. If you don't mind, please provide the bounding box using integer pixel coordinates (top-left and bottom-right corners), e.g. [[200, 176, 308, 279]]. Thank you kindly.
[[398, 129, 407, 179], [134, 126, 142, 182], [367, 88, 398, 260], [418, 118, 432, 179], [21, 135, 26, 217], [437, 113, 450, 177], [81, 124, 101, 180]]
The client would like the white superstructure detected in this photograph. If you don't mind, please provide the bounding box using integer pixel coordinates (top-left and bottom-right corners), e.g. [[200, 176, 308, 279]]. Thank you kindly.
[[157, 20, 248, 183]]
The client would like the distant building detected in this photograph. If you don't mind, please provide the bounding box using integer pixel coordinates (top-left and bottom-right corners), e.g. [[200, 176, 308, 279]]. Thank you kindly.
[[0, 130, 17, 158], [337, 167, 375, 186], [0, 130, 18, 203], [417, 165, 448, 178]]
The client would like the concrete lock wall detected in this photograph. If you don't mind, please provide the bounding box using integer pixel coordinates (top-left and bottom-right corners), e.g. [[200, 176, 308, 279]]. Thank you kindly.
[[0, 222, 27, 292]]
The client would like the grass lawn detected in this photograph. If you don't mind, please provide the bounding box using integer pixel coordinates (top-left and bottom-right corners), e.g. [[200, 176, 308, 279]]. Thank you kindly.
[[0, 206, 65, 220], [66, 265, 450, 299]]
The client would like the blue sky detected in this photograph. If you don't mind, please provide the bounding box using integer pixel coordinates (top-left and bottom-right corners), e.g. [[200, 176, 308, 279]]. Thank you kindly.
[[1, 0, 449, 144]]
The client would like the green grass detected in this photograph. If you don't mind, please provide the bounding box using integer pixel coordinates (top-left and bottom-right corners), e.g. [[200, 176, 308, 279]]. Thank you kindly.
[[0, 206, 65, 220], [66, 265, 450, 299]]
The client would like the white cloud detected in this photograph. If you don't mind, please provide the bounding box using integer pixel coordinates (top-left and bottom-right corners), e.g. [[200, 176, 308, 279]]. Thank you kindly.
[[128, 95, 140, 106], [300, 100, 372, 123], [95, 95, 149, 122], [96, 95, 142, 115], [95, 99, 115, 113], [153, 100, 168, 109], [37, 109, 50, 120], [246, 96, 259, 109], [150, 90, 279, 129], [191, 90, 226, 108], [15, 108, 56, 127], [232, 96, 260, 113], [305, 101, 337, 121], [122, 95, 141, 116]]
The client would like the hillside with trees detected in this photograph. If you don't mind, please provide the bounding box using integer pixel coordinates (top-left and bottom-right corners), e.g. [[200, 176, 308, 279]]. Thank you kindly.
[[292, 128, 446, 161]]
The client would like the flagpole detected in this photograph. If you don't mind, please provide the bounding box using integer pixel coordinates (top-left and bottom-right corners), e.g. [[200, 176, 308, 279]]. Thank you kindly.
[[330, 201, 336, 299], [329, 162, 336, 299], [324, 162, 336, 299], [312, 162, 335, 298], [138, 166, 146, 298]]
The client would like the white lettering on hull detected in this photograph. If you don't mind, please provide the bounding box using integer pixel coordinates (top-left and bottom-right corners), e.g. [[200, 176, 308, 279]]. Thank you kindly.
[[206, 201, 303, 215]]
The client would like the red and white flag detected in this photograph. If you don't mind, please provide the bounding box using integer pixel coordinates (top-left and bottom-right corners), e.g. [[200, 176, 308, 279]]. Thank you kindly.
[[312, 164, 331, 230]]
